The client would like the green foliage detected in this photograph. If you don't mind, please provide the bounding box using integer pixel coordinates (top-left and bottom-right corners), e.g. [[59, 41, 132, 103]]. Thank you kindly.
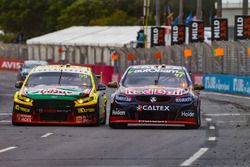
[[57, 0, 114, 29], [0, 33, 17, 43], [89, 10, 137, 26], [0, 0, 216, 42]]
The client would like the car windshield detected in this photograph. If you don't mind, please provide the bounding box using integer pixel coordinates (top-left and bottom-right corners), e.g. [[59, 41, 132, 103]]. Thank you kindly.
[[122, 68, 188, 88], [25, 72, 92, 88]]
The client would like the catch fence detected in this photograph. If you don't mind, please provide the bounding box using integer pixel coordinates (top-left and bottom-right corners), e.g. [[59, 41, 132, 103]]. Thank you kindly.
[[0, 41, 249, 76]]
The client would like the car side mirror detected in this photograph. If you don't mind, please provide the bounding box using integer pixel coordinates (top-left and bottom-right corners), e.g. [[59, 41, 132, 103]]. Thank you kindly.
[[15, 81, 23, 89], [194, 84, 204, 90], [97, 83, 106, 91], [107, 81, 118, 88]]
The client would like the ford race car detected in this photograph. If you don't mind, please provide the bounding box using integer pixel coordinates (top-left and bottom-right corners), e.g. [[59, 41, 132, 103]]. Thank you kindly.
[[12, 65, 107, 126], [17, 60, 48, 81], [108, 65, 202, 129]]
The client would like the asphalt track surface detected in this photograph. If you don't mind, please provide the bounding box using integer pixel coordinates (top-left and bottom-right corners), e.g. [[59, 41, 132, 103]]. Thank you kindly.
[[0, 71, 250, 167]]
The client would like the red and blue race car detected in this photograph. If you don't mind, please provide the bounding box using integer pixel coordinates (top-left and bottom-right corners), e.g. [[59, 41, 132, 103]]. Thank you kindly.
[[108, 65, 203, 129]]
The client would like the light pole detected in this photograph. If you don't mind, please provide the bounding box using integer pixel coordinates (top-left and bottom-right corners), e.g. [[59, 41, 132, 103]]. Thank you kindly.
[[196, 0, 202, 20], [155, 0, 160, 26], [179, 0, 183, 24], [243, 0, 248, 15], [217, 0, 222, 18]]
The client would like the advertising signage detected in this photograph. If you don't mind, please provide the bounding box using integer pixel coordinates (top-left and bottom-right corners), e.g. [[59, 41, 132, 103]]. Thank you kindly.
[[189, 21, 204, 43], [151, 27, 165, 47], [235, 15, 250, 40], [211, 18, 228, 41], [171, 25, 186, 45]]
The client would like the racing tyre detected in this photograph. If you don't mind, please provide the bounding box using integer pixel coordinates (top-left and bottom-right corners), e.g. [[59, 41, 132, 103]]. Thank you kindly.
[[100, 102, 107, 125], [94, 100, 100, 127], [109, 122, 127, 129]]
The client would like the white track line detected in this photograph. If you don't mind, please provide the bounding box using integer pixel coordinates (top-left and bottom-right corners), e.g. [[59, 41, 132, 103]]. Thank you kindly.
[[205, 113, 250, 116], [209, 126, 215, 130], [0, 94, 13, 97], [41, 132, 53, 138], [208, 137, 216, 141], [203, 92, 250, 100], [205, 118, 212, 122], [0, 113, 12, 116], [0, 146, 17, 153], [217, 120, 246, 123], [180, 148, 209, 166], [0, 120, 11, 123]]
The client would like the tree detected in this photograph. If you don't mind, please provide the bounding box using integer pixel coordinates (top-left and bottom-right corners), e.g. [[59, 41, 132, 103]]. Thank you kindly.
[[57, 0, 114, 29], [89, 10, 137, 26]]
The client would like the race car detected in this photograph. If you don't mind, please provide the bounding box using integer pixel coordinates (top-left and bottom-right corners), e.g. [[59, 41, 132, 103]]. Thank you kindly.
[[108, 65, 203, 129], [17, 60, 48, 81], [12, 64, 107, 126]]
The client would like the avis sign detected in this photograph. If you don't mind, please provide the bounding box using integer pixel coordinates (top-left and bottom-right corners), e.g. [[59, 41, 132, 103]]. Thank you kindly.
[[189, 21, 204, 43], [171, 25, 186, 45], [0, 59, 23, 71], [235, 15, 250, 40], [151, 27, 165, 47], [212, 18, 228, 41]]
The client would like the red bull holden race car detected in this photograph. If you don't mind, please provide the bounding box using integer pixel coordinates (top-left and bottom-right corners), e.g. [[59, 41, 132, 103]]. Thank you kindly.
[[12, 65, 107, 126], [108, 65, 202, 129]]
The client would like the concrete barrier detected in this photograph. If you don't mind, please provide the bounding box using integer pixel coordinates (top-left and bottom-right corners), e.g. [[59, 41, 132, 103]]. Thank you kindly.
[[203, 74, 250, 95], [0, 59, 114, 84]]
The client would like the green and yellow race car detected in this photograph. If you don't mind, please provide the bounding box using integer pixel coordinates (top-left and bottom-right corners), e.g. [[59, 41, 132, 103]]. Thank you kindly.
[[12, 64, 107, 126]]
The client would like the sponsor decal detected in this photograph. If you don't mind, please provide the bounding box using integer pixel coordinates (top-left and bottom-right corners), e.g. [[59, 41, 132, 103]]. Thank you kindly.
[[15, 105, 30, 113], [76, 116, 83, 123], [150, 97, 157, 103], [17, 114, 32, 122], [176, 97, 193, 103], [75, 115, 89, 123], [137, 105, 170, 111], [189, 21, 205, 43], [139, 120, 168, 123], [125, 88, 187, 96], [181, 111, 195, 117], [171, 25, 186, 45], [77, 108, 95, 113], [151, 27, 165, 47], [30, 88, 79, 95], [234, 15, 250, 40], [116, 95, 132, 102], [137, 105, 143, 112], [112, 109, 126, 116], [212, 18, 228, 41], [128, 68, 183, 74], [0, 59, 23, 70]]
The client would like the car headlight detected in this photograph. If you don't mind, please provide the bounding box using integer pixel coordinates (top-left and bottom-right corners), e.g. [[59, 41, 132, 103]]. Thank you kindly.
[[115, 94, 133, 102], [17, 94, 33, 103], [76, 96, 94, 104]]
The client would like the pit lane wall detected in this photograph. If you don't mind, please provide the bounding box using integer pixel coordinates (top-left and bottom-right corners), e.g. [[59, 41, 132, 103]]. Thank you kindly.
[[0, 59, 113, 84], [203, 74, 250, 96]]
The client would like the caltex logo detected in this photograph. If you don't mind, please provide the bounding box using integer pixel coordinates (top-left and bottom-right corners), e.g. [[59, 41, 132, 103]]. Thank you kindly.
[[137, 105, 143, 112]]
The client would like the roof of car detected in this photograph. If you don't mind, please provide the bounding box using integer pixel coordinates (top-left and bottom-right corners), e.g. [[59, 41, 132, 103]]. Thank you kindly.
[[31, 65, 91, 74], [129, 65, 184, 70], [24, 60, 48, 65]]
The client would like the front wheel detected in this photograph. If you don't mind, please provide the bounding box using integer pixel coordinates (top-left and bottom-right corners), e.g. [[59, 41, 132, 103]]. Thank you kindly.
[[94, 101, 100, 126]]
